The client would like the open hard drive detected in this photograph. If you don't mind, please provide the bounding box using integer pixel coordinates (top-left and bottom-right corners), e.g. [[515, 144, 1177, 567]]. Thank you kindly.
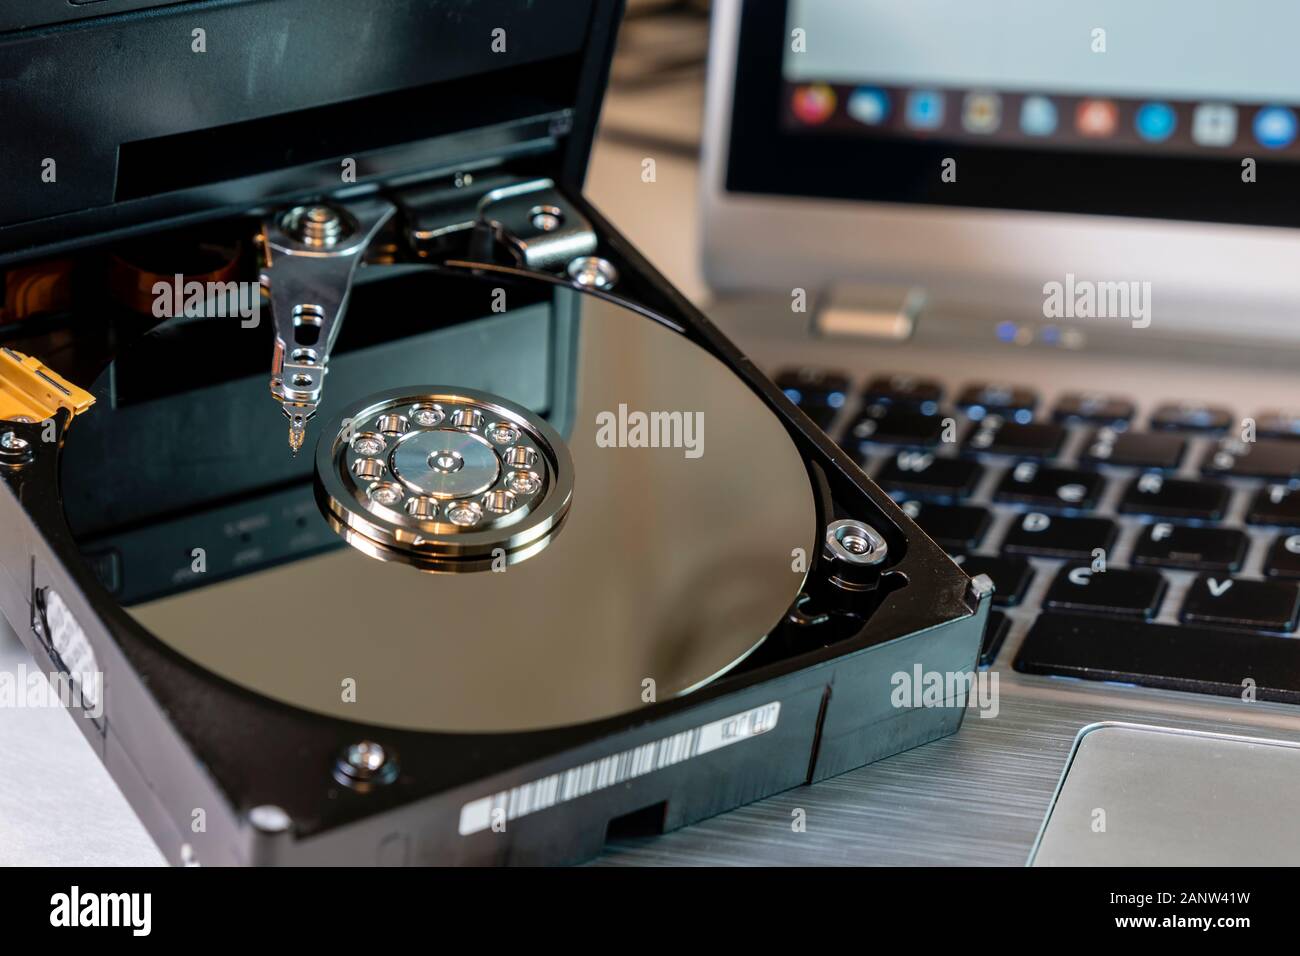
[[0, 0, 985, 865]]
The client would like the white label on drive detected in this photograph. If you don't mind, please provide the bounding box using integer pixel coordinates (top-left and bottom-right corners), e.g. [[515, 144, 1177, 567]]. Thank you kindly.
[[458, 701, 781, 836]]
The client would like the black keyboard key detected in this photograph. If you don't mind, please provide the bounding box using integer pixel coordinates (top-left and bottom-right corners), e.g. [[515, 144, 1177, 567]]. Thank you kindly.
[[1015, 613, 1300, 704], [1079, 428, 1185, 471], [955, 554, 1033, 607], [1180, 575, 1300, 632], [1247, 484, 1300, 528], [1256, 410, 1300, 440], [956, 382, 1037, 423], [1042, 565, 1166, 619], [1265, 534, 1300, 580], [775, 367, 849, 406], [862, 374, 943, 414], [1052, 392, 1135, 426], [848, 405, 947, 449], [775, 367, 849, 429], [898, 500, 990, 552], [1202, 438, 1300, 480], [1118, 473, 1230, 521], [994, 462, 1104, 511], [1131, 523, 1247, 572], [1001, 512, 1117, 560], [978, 611, 1010, 668], [875, 452, 983, 502], [964, 420, 1064, 459], [1150, 401, 1233, 432]]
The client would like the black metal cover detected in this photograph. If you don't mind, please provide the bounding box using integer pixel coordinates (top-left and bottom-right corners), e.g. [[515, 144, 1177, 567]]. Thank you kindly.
[[0, 0, 622, 262]]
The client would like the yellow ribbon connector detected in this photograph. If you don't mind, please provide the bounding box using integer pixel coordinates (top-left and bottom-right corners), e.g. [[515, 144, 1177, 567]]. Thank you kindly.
[[0, 346, 95, 424]]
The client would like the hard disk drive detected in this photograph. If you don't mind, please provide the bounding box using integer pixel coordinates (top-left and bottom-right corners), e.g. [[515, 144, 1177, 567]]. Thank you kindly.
[[0, 0, 986, 865]]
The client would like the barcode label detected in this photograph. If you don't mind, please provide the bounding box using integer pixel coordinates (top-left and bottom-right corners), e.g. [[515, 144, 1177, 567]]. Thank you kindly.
[[457, 701, 781, 836]]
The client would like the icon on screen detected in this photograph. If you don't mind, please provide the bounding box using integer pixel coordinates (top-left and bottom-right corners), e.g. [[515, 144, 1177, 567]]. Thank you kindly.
[[1020, 96, 1058, 136], [791, 84, 836, 125], [847, 87, 890, 126], [1191, 103, 1237, 147], [962, 92, 1001, 134], [905, 90, 944, 130], [1254, 106, 1298, 149], [1135, 102, 1176, 142], [1075, 99, 1118, 138]]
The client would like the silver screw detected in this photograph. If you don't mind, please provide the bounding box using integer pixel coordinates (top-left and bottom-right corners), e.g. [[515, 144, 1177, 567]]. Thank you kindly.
[[488, 424, 519, 445], [368, 483, 404, 506], [567, 256, 618, 291], [446, 501, 482, 527], [530, 205, 564, 232], [351, 434, 385, 457], [968, 573, 996, 601], [248, 804, 292, 833], [334, 741, 397, 788], [284, 204, 348, 247], [347, 741, 386, 773], [0, 431, 29, 453], [824, 519, 889, 566], [507, 471, 541, 495], [409, 405, 444, 427], [305, 205, 335, 225]]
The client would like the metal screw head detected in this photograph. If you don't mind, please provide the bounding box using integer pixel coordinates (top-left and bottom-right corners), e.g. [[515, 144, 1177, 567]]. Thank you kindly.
[[530, 205, 564, 232], [824, 519, 889, 566], [567, 256, 618, 291], [445, 501, 482, 527], [0, 431, 32, 465], [487, 423, 519, 445], [248, 804, 293, 833], [1, 431, 29, 452], [334, 741, 398, 789], [282, 204, 351, 248], [345, 741, 387, 774], [409, 404, 445, 427], [351, 433, 386, 457], [507, 470, 541, 495], [367, 482, 404, 507], [968, 572, 996, 601]]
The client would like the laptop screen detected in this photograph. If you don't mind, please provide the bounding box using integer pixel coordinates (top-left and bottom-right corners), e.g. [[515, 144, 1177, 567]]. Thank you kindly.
[[726, 0, 1300, 227]]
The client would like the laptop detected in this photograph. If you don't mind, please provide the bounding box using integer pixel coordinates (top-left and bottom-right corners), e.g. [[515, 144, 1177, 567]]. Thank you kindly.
[[690, 0, 1300, 865]]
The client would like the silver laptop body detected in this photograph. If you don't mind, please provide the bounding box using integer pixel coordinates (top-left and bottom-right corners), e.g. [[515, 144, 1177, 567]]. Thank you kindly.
[[694, 0, 1300, 865]]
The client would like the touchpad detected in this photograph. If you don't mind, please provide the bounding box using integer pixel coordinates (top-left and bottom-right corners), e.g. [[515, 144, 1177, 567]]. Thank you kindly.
[[1032, 723, 1300, 866]]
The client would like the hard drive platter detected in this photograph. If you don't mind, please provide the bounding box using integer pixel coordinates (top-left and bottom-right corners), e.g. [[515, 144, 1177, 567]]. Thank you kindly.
[[58, 270, 818, 733]]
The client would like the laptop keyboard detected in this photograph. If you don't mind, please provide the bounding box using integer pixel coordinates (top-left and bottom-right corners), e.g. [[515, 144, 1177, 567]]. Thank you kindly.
[[773, 367, 1300, 705]]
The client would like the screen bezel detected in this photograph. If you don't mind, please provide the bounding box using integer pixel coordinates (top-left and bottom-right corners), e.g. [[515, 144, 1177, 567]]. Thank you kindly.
[[725, 0, 1300, 228]]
